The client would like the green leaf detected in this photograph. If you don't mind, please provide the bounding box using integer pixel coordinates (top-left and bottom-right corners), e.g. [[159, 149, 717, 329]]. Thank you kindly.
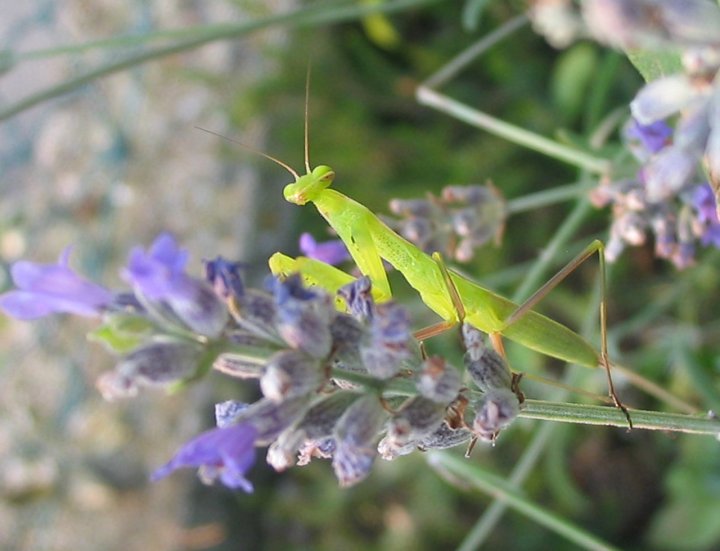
[[88, 315, 155, 353], [551, 43, 598, 123], [461, 0, 491, 31], [626, 49, 682, 83]]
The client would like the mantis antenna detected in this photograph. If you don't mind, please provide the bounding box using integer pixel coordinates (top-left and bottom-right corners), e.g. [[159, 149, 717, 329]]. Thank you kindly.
[[194, 126, 300, 180], [304, 63, 312, 174]]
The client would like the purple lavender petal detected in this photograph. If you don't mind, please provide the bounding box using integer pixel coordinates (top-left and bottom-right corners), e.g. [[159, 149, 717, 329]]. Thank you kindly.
[[204, 257, 245, 300], [148, 232, 189, 273], [705, 85, 720, 193], [122, 234, 227, 336], [0, 247, 113, 319], [675, 99, 711, 151], [692, 183, 720, 248], [630, 75, 699, 125], [152, 422, 257, 492], [643, 146, 697, 202], [625, 119, 672, 155], [122, 233, 189, 300], [299, 233, 350, 266], [660, 0, 720, 45], [692, 183, 717, 223]]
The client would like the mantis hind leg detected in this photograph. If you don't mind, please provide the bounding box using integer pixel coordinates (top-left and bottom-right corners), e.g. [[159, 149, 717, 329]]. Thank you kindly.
[[500, 240, 632, 429]]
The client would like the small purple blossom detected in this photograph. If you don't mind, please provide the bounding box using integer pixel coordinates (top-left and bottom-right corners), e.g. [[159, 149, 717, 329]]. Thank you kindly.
[[204, 256, 245, 300], [122, 233, 191, 301], [298, 233, 350, 265], [152, 422, 257, 492], [0, 247, 113, 320], [692, 183, 720, 247], [625, 119, 673, 157], [338, 277, 412, 379], [122, 233, 227, 337], [270, 274, 334, 359]]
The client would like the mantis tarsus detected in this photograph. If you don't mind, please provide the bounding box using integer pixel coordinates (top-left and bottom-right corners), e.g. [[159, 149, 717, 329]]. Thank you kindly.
[[266, 76, 633, 427]]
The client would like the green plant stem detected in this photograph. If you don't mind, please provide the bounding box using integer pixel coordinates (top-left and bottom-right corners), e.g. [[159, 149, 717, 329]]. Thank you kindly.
[[422, 14, 529, 90], [416, 15, 611, 173], [430, 452, 621, 551], [416, 85, 611, 173], [0, 0, 440, 121], [456, 422, 558, 551], [505, 182, 588, 214], [520, 400, 720, 434]]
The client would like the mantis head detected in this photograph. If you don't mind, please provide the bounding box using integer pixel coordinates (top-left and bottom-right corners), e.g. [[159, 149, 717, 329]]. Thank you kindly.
[[283, 165, 335, 205]]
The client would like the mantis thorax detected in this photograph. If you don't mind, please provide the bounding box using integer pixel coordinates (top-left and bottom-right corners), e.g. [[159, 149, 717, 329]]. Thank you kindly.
[[283, 165, 335, 205]]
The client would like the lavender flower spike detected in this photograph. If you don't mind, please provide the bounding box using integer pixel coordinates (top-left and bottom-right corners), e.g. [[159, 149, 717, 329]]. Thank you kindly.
[[152, 422, 258, 492], [299, 233, 350, 265], [0, 247, 113, 320]]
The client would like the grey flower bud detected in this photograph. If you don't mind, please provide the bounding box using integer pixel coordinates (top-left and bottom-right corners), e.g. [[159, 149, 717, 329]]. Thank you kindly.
[[473, 388, 521, 442], [417, 356, 462, 403], [379, 397, 447, 460], [462, 324, 512, 392], [97, 340, 202, 400], [332, 395, 388, 487], [261, 350, 325, 403], [418, 422, 473, 451]]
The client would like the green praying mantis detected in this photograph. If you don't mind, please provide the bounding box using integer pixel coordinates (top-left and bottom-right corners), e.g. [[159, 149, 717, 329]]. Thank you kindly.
[[265, 77, 633, 427]]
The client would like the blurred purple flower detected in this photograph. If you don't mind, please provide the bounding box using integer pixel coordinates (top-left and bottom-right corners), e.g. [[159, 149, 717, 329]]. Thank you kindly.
[[152, 422, 257, 492], [631, 75, 704, 126], [642, 145, 697, 202], [692, 183, 720, 247], [122, 233, 227, 337], [625, 119, 672, 156], [122, 233, 190, 301], [270, 274, 334, 359], [204, 256, 245, 300], [299, 233, 350, 265], [0, 247, 113, 320]]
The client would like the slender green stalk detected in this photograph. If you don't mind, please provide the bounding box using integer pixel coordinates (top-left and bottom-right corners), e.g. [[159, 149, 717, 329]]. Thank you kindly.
[[430, 452, 621, 551], [0, 0, 440, 121], [422, 14, 529, 90], [506, 182, 588, 214], [416, 86, 611, 173], [456, 422, 558, 551], [416, 15, 611, 173], [520, 400, 720, 434]]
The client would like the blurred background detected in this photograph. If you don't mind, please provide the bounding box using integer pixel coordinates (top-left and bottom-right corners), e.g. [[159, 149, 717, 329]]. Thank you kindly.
[[1, 1, 719, 550]]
